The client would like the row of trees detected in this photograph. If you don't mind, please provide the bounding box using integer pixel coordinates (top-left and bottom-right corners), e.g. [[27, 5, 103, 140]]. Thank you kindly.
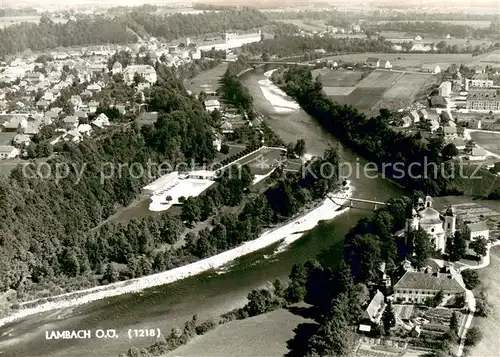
[[242, 36, 395, 58], [274, 66, 493, 196]]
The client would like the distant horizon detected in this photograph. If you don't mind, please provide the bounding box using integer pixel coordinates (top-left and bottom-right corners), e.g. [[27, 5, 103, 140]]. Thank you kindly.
[[1, 0, 499, 13]]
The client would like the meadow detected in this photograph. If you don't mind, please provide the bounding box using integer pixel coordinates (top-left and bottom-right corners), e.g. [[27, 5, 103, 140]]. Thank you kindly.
[[184, 62, 229, 94], [318, 69, 434, 114]]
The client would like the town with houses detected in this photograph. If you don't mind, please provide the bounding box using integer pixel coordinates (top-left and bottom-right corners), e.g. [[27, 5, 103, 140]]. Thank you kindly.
[[0, 5, 500, 357], [0, 29, 263, 160]]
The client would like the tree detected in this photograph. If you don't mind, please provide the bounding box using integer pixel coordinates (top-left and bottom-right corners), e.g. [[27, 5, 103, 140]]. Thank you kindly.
[[409, 229, 434, 269], [449, 311, 458, 333], [469, 236, 488, 260], [294, 139, 306, 157], [465, 326, 483, 346], [62, 100, 75, 115], [103, 263, 119, 283], [382, 301, 396, 334], [307, 293, 354, 357], [261, 52, 270, 62], [450, 230, 467, 261], [133, 72, 145, 85], [181, 197, 201, 227], [220, 144, 229, 154], [286, 263, 307, 303], [461, 269, 480, 290], [442, 143, 458, 160]]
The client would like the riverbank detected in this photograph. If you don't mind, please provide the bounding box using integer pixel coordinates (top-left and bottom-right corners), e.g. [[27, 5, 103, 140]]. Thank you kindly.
[[0, 182, 354, 328]]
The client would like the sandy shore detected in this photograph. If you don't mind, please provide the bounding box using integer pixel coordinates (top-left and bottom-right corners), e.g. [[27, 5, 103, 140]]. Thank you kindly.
[[0, 182, 353, 328]]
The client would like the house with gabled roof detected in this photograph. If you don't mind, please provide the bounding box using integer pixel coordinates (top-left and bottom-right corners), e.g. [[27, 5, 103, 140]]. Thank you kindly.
[[366, 57, 380, 68], [91, 113, 110, 129], [63, 115, 79, 129], [0, 145, 20, 159]]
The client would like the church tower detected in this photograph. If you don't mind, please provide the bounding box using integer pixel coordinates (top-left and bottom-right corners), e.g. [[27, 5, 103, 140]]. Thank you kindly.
[[444, 206, 456, 238], [424, 195, 433, 208], [406, 208, 419, 233]]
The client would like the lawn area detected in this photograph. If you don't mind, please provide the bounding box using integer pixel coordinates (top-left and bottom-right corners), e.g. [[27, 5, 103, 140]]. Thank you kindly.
[[313, 69, 365, 87], [162, 307, 312, 357], [135, 112, 158, 127], [184, 63, 228, 95]]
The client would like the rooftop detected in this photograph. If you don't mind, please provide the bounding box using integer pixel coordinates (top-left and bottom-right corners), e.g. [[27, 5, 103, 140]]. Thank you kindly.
[[394, 271, 465, 293], [467, 221, 489, 233]]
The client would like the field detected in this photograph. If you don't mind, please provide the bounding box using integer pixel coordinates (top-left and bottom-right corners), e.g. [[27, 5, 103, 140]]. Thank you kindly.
[[184, 62, 228, 94], [470, 132, 500, 156], [274, 19, 326, 33], [331, 87, 387, 112], [0, 16, 67, 28], [319, 69, 434, 114], [477, 50, 500, 65], [381, 72, 436, 108], [322, 86, 356, 96], [163, 307, 311, 357], [375, 20, 492, 29], [313, 69, 365, 87], [356, 70, 402, 88]]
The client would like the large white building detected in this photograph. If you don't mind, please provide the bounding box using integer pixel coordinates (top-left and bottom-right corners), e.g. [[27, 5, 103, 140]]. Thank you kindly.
[[466, 73, 494, 90], [197, 30, 262, 51], [466, 221, 489, 241], [439, 81, 452, 97], [405, 196, 455, 253]]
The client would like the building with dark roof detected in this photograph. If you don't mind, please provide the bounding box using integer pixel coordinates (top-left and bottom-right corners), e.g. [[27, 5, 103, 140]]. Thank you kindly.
[[394, 270, 466, 304], [466, 88, 500, 111]]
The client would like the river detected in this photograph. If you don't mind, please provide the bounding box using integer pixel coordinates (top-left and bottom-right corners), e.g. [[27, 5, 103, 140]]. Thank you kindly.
[[0, 66, 404, 357]]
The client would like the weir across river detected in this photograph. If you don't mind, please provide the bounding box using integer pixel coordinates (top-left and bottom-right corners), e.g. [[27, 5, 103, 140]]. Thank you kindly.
[[326, 194, 388, 210]]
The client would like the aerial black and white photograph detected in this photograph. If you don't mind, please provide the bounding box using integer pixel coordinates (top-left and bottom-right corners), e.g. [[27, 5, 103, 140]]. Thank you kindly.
[[0, 0, 499, 356]]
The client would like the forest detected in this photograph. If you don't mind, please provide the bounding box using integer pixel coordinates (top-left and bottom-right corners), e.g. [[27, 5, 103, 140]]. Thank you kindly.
[[0, 8, 267, 57], [274, 66, 497, 197], [241, 36, 395, 57]]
